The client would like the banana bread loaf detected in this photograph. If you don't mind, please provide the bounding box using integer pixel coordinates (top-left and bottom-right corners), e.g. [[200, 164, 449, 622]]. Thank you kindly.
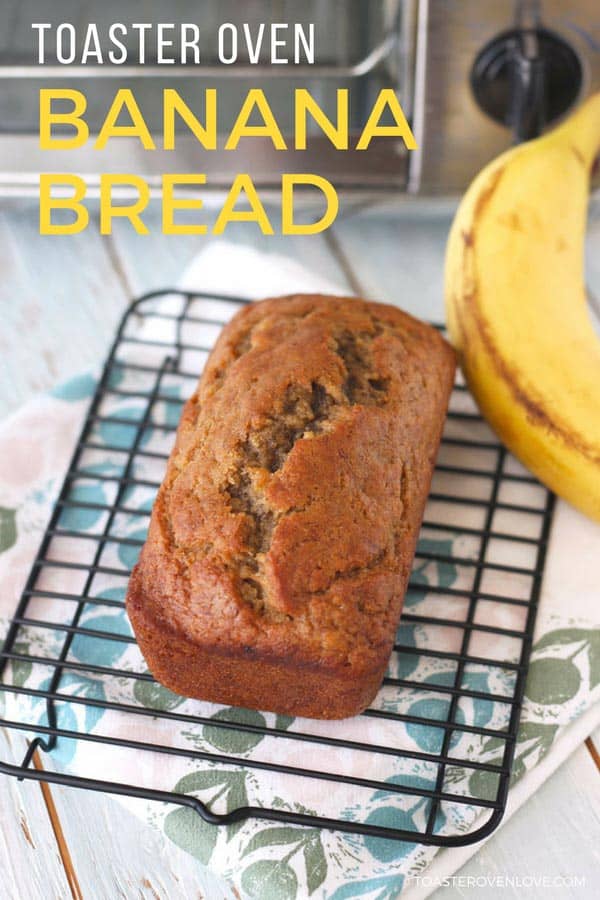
[[127, 294, 455, 719]]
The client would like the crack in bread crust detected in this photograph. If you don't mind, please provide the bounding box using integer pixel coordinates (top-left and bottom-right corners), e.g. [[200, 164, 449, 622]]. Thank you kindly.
[[221, 324, 393, 612], [241, 381, 337, 474], [335, 330, 390, 406]]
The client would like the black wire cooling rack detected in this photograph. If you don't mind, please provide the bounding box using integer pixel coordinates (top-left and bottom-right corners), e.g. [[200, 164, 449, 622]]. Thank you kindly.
[[0, 289, 555, 848]]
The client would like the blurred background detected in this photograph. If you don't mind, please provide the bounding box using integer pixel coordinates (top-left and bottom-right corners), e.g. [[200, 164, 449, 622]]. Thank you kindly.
[[0, 0, 598, 195]]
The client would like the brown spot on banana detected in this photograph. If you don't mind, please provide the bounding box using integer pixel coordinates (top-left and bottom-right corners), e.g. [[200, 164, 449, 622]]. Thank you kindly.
[[454, 159, 599, 465], [571, 144, 586, 166], [472, 165, 506, 227], [497, 211, 523, 232], [460, 262, 600, 465]]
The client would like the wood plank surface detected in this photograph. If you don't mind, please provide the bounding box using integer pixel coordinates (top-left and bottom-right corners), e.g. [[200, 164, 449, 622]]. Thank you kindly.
[[105, 207, 351, 296], [0, 730, 74, 900], [0, 202, 128, 419], [330, 204, 450, 321], [38, 778, 235, 900]]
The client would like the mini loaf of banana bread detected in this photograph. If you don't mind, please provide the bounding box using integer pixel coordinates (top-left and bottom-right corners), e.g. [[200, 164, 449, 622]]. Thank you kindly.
[[127, 295, 455, 719]]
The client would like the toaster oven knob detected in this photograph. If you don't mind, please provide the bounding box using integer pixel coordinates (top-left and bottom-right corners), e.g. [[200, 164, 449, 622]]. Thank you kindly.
[[470, 27, 582, 142]]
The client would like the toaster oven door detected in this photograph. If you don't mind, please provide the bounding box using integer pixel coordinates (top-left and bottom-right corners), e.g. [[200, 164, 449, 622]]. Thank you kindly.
[[0, 0, 415, 197]]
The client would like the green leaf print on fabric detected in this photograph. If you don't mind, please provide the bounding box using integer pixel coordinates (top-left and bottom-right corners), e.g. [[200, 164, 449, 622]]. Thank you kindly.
[[534, 627, 593, 653], [241, 825, 307, 858], [274, 713, 295, 731], [516, 721, 559, 749], [134, 677, 185, 711], [164, 806, 218, 865], [240, 827, 327, 897], [11, 641, 32, 687], [0, 506, 17, 554], [176, 769, 249, 818], [591, 644, 600, 691], [468, 768, 499, 802], [474, 721, 559, 793], [526, 657, 581, 704], [510, 722, 559, 782], [203, 707, 267, 754], [303, 832, 327, 895], [242, 859, 298, 900], [166, 768, 250, 862], [481, 734, 507, 754], [529, 626, 600, 694]]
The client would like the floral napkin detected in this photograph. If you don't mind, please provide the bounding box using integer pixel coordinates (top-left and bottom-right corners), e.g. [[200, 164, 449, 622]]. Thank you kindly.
[[0, 244, 599, 900]]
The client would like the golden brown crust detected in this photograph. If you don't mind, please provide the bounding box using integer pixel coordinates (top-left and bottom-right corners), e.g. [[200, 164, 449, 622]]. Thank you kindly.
[[126, 294, 456, 718]]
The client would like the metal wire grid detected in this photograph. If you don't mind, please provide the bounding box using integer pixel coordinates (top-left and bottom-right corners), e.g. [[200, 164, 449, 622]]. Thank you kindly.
[[0, 289, 555, 847]]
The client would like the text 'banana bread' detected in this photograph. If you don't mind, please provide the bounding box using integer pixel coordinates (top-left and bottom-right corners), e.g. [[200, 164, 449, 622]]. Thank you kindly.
[[127, 295, 456, 719]]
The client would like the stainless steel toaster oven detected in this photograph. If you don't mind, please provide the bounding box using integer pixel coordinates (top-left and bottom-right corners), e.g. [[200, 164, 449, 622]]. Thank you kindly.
[[0, 0, 598, 196]]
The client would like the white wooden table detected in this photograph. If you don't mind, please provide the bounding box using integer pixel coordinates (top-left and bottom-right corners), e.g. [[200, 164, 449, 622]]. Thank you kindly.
[[1, 198, 599, 899]]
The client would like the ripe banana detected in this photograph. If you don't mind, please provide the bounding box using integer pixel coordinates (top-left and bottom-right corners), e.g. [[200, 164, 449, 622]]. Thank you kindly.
[[445, 93, 600, 522]]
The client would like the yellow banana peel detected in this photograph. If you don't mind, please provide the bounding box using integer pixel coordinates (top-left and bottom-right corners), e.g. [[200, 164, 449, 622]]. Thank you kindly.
[[445, 93, 600, 522]]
